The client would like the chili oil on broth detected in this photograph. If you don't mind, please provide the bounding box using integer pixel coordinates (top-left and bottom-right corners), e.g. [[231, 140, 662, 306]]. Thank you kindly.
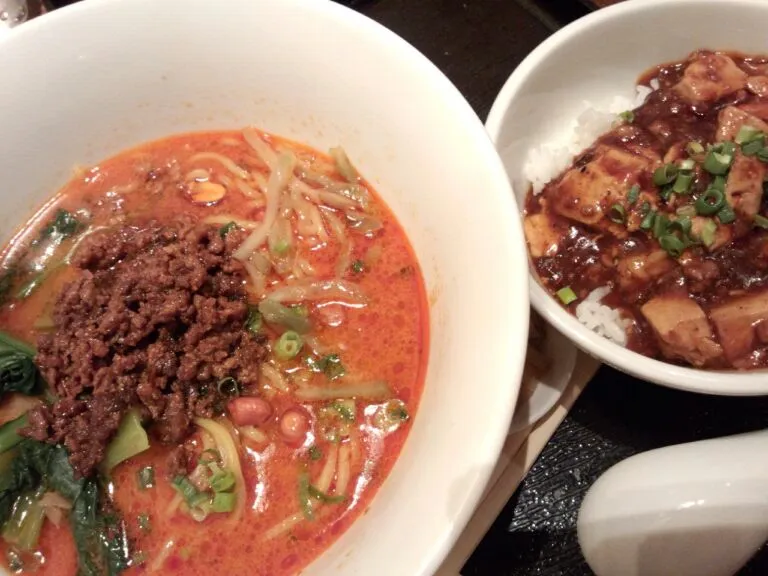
[[524, 50, 768, 371], [0, 129, 429, 576]]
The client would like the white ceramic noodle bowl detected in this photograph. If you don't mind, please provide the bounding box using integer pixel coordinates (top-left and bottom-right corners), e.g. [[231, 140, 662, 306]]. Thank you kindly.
[[0, 0, 530, 574], [486, 0, 768, 396]]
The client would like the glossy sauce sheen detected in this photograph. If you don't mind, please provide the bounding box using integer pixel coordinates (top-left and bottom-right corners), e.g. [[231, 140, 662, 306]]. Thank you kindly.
[[526, 51, 768, 369], [0, 132, 429, 575]]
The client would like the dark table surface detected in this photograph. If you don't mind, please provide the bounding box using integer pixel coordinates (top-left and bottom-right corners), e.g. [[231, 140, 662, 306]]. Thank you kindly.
[[38, 0, 768, 574]]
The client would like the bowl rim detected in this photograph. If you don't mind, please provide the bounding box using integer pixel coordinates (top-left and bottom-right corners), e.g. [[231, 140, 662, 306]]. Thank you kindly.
[[1, 0, 530, 572], [485, 0, 768, 396]]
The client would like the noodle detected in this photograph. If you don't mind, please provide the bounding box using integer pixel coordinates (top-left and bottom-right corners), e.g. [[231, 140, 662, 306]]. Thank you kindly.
[[334, 444, 351, 497], [189, 152, 249, 180], [234, 153, 296, 261], [243, 128, 278, 170], [322, 209, 352, 277], [266, 279, 366, 305], [261, 363, 290, 393]]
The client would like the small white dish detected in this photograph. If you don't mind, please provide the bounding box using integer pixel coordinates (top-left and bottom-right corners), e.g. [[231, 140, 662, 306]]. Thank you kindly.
[[510, 322, 577, 432], [485, 0, 768, 396]]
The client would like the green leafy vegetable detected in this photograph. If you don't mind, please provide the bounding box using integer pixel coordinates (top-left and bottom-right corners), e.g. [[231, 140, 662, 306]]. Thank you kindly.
[[218, 221, 237, 238], [0, 269, 15, 306], [39, 210, 81, 242], [308, 485, 345, 504], [306, 354, 346, 380], [0, 331, 42, 396], [297, 472, 314, 520], [258, 299, 312, 334], [0, 415, 29, 456], [102, 410, 149, 472], [245, 305, 263, 334], [308, 446, 323, 461], [217, 377, 241, 398]]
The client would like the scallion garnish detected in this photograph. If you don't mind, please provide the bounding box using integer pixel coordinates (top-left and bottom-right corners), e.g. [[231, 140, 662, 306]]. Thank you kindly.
[[755, 214, 768, 229], [217, 377, 240, 397], [672, 172, 694, 194], [308, 485, 346, 504], [659, 235, 686, 258], [308, 446, 323, 461], [298, 472, 314, 521], [652, 164, 678, 186], [640, 209, 656, 230], [209, 467, 236, 493], [137, 514, 151, 534], [695, 188, 726, 216], [274, 330, 304, 361], [350, 259, 366, 274], [330, 401, 355, 422], [717, 204, 737, 224], [137, 466, 155, 490], [758, 147, 768, 163], [608, 203, 626, 224], [700, 219, 717, 247], [627, 184, 640, 205], [676, 205, 697, 218], [618, 110, 635, 123], [742, 138, 765, 157], [211, 492, 236, 513], [735, 125, 762, 145], [556, 286, 578, 306], [678, 158, 696, 171], [703, 150, 733, 175], [245, 305, 262, 334], [710, 175, 726, 192], [218, 221, 237, 238], [652, 213, 670, 239]]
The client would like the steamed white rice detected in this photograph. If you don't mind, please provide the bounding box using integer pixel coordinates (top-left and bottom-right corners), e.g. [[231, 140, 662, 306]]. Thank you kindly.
[[525, 84, 654, 194], [524, 82, 659, 346]]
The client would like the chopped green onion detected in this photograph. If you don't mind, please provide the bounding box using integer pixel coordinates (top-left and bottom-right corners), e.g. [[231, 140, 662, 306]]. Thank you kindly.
[[259, 299, 312, 334], [640, 209, 656, 230], [209, 468, 236, 493], [308, 446, 323, 461], [678, 159, 696, 171], [297, 472, 314, 520], [245, 305, 262, 334], [211, 492, 236, 513], [306, 353, 347, 380], [274, 330, 303, 361], [686, 141, 705, 157], [618, 110, 635, 123], [217, 377, 240, 397], [668, 216, 692, 237], [137, 466, 155, 490], [742, 138, 765, 157], [289, 304, 309, 318], [659, 235, 686, 258], [653, 164, 679, 186], [710, 175, 727, 192], [218, 221, 237, 238], [639, 201, 651, 216], [735, 125, 762, 144], [672, 172, 694, 194], [272, 239, 290, 256], [717, 204, 737, 224], [758, 147, 768, 163], [703, 150, 733, 175], [699, 219, 717, 247], [350, 259, 366, 274], [198, 448, 221, 465], [676, 205, 697, 218], [172, 476, 209, 509], [652, 213, 670, 239], [137, 514, 151, 534], [695, 188, 726, 215], [627, 184, 640, 205], [330, 401, 355, 422], [719, 141, 737, 156], [387, 402, 410, 422], [608, 203, 626, 224], [556, 286, 578, 306], [755, 214, 768, 229], [308, 485, 346, 504]]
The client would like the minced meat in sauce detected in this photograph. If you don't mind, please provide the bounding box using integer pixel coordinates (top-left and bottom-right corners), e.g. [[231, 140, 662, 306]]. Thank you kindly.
[[24, 217, 267, 476]]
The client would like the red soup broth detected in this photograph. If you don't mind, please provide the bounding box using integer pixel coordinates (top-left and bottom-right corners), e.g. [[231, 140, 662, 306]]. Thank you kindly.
[[0, 130, 429, 576]]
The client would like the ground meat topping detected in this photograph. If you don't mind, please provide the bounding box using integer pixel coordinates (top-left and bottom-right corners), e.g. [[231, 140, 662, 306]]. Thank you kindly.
[[25, 216, 267, 477]]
